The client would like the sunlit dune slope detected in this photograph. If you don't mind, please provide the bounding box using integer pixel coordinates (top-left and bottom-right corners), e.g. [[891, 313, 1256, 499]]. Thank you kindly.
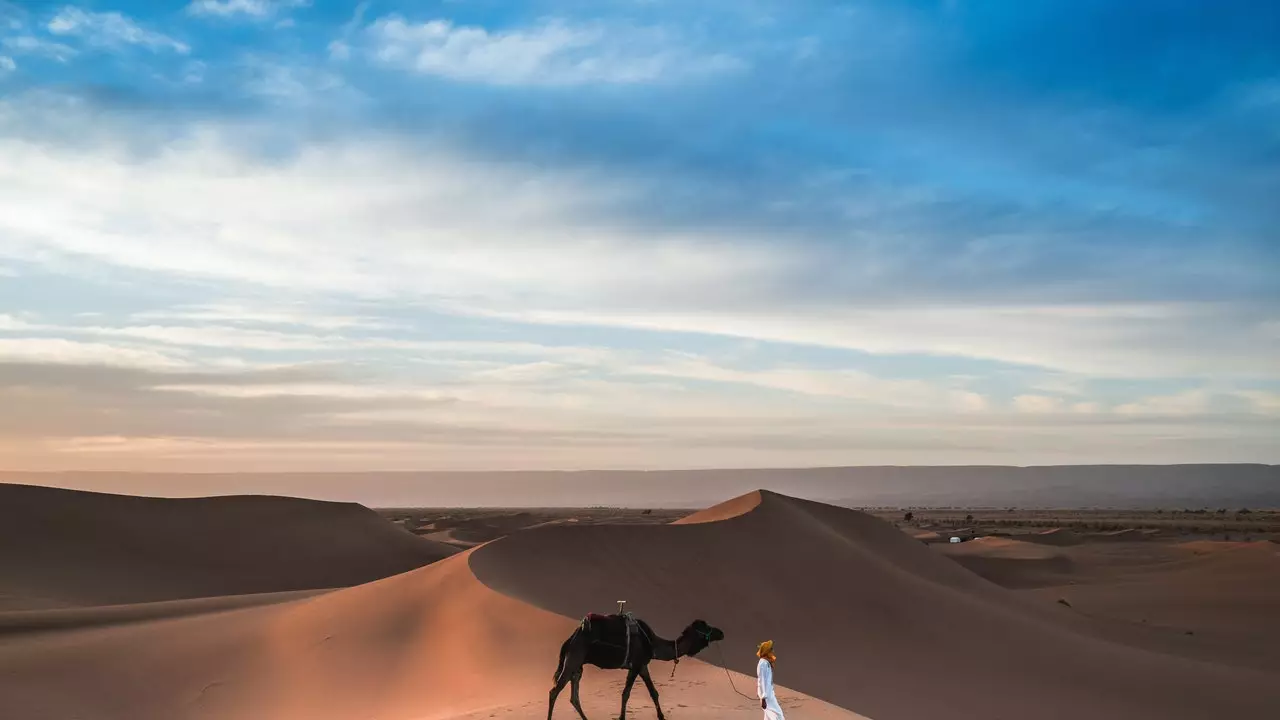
[[0, 546, 859, 720]]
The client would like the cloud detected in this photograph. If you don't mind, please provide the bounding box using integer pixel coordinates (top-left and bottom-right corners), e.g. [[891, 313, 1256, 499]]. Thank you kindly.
[[2, 35, 77, 62], [1012, 394, 1064, 413], [1, 108, 1274, 383], [0, 54, 12, 72], [47, 7, 189, 54], [131, 304, 397, 331], [239, 57, 352, 104], [480, 304, 1280, 380], [1111, 388, 1276, 417], [0, 338, 187, 369], [633, 355, 988, 412], [327, 1, 369, 62], [1234, 390, 1280, 415], [0, 314, 36, 330], [362, 16, 745, 86], [4, 356, 1274, 472], [187, 0, 309, 20], [0, 360, 458, 447]]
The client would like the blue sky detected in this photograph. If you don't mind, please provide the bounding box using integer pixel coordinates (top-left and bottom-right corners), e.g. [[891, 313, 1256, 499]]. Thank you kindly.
[[0, 0, 1277, 471]]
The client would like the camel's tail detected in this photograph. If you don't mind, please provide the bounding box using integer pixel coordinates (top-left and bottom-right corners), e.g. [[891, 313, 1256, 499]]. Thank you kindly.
[[552, 630, 577, 683]]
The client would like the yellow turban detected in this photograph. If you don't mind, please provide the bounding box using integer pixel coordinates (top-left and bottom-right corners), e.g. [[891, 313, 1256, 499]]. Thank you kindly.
[[757, 640, 776, 664]]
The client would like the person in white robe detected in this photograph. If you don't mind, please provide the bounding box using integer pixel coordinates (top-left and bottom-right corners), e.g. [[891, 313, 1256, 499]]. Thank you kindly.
[[756, 639, 785, 720]]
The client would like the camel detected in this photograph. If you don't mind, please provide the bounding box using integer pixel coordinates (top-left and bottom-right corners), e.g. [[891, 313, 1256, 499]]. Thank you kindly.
[[548, 613, 725, 720]]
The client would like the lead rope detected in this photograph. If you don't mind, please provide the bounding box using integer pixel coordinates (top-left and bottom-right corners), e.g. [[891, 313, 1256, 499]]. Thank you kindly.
[[711, 640, 757, 696], [655, 626, 748, 705], [665, 631, 755, 701]]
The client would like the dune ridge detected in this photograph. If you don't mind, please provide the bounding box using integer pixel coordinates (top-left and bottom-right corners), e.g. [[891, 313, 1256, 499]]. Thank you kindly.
[[0, 483, 456, 610], [938, 536, 1077, 588], [0, 485, 859, 720], [1021, 527, 1083, 546], [469, 489, 1280, 720], [2, 485, 1276, 720], [0, 546, 858, 720]]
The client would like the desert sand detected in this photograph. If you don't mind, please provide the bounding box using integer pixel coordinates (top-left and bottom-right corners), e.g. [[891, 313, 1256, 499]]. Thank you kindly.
[[0, 484, 457, 610], [1, 483, 1278, 720]]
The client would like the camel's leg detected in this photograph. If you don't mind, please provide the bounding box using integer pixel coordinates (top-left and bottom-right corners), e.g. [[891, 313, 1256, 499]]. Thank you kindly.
[[548, 673, 570, 720], [569, 671, 589, 720], [638, 666, 667, 720], [619, 669, 639, 720]]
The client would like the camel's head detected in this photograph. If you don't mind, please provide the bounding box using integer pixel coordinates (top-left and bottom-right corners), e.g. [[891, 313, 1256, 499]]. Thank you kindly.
[[679, 619, 725, 655]]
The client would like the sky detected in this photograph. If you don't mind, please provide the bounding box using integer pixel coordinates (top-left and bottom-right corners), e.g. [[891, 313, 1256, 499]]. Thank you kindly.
[[0, 0, 1277, 473]]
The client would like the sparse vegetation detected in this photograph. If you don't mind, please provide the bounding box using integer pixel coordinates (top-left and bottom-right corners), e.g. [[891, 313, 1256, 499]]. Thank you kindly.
[[866, 507, 1280, 539]]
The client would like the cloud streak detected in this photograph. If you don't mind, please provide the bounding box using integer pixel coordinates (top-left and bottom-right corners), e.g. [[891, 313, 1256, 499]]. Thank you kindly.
[[2, 35, 76, 62], [362, 16, 745, 86], [187, 0, 309, 21], [47, 7, 189, 54]]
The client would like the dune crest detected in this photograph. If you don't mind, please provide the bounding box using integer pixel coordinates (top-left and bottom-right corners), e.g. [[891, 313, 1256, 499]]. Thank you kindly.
[[1021, 527, 1083, 546], [2, 486, 1277, 720], [470, 489, 1280, 720], [671, 489, 762, 524], [0, 483, 456, 610], [0, 544, 859, 719]]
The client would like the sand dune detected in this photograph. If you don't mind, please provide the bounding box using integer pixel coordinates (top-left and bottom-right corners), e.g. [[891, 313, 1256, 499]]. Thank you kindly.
[[670, 490, 761, 524], [1020, 527, 1083, 546], [0, 483, 456, 610], [0, 547, 858, 720], [1090, 528, 1161, 542], [470, 490, 1280, 720], [936, 536, 1077, 589], [0, 486, 857, 720], [2, 486, 1277, 720], [1032, 539, 1280, 672]]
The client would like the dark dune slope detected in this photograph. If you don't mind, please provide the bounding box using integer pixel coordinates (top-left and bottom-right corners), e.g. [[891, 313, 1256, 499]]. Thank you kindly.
[[0, 483, 456, 610], [469, 489, 1280, 720]]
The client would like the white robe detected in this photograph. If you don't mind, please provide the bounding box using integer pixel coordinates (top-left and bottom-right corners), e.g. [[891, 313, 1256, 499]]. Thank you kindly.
[[756, 657, 785, 720]]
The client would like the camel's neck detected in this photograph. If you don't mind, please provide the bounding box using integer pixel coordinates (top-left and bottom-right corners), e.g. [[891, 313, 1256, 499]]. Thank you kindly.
[[652, 633, 696, 661]]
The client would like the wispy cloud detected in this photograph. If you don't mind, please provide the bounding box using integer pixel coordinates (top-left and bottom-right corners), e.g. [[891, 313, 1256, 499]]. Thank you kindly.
[[0, 338, 187, 369], [362, 16, 745, 86], [47, 7, 189, 54], [131, 304, 397, 331], [238, 56, 351, 104], [187, 0, 309, 21], [2, 35, 77, 62], [1012, 394, 1064, 413], [327, 1, 369, 61], [634, 355, 988, 412], [0, 54, 12, 72]]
